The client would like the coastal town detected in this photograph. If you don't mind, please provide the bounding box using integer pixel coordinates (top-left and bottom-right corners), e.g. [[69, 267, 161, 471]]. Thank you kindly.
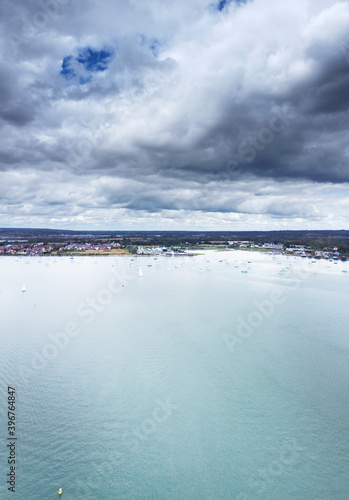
[[0, 232, 347, 260], [0, 240, 124, 256]]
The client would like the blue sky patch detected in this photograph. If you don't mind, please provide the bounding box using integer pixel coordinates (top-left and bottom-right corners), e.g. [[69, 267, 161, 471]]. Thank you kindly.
[[60, 47, 114, 84], [148, 39, 161, 57], [61, 55, 75, 79], [76, 48, 113, 72], [140, 35, 162, 57], [217, 0, 246, 11]]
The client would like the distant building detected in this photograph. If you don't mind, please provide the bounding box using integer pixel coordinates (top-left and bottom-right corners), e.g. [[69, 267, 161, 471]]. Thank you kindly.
[[263, 243, 284, 250]]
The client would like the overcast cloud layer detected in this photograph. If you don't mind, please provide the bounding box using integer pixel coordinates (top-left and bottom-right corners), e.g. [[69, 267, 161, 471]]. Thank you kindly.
[[1, 0, 349, 230]]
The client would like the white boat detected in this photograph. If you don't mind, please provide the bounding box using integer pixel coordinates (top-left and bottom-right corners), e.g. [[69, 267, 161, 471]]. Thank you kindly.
[[21, 284, 26, 292], [138, 268, 143, 277]]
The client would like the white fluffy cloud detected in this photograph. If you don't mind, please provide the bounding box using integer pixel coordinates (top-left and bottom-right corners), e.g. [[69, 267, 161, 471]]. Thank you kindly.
[[0, 0, 349, 229]]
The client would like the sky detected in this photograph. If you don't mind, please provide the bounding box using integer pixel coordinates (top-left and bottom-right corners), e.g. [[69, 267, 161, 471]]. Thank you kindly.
[[1, 0, 349, 230]]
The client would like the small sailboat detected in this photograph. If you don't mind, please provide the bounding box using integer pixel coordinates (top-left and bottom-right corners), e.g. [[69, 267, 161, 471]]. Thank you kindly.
[[21, 284, 26, 292], [58, 487, 62, 496], [138, 268, 143, 277]]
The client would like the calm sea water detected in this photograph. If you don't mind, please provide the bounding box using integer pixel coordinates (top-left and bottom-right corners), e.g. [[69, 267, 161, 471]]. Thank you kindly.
[[0, 251, 348, 499]]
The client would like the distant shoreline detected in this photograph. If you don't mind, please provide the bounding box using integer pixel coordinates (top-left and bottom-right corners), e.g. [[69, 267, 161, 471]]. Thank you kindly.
[[0, 251, 197, 257]]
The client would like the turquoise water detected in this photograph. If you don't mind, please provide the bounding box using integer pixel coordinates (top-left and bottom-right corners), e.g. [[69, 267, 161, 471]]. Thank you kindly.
[[0, 251, 348, 499]]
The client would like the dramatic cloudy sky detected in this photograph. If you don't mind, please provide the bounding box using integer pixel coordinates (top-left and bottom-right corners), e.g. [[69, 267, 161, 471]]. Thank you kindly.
[[1, 0, 349, 230]]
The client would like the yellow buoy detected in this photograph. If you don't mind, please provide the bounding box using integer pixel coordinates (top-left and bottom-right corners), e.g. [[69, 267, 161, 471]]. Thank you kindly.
[[58, 488, 62, 495]]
